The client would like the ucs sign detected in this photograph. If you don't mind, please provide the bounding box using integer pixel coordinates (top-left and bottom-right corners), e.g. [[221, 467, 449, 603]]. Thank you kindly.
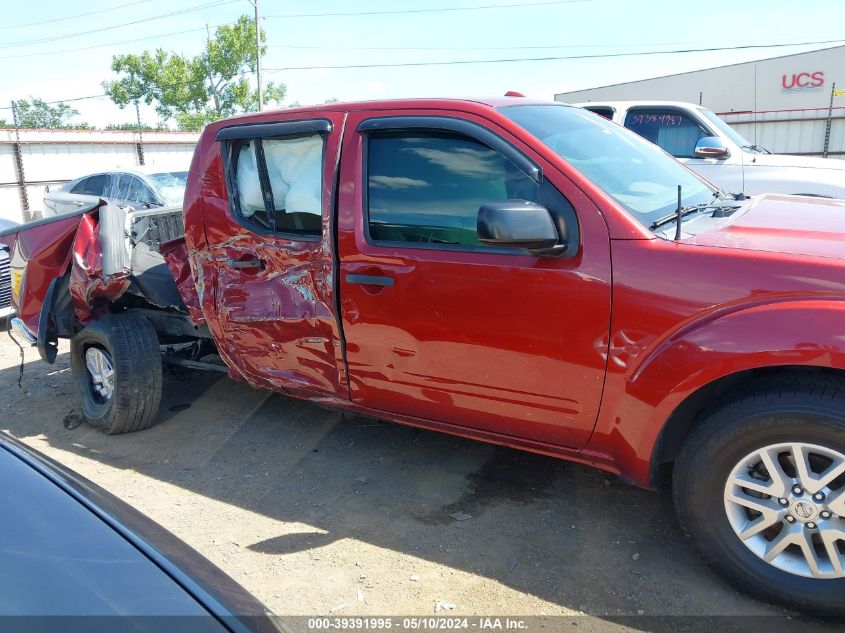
[[782, 71, 825, 91]]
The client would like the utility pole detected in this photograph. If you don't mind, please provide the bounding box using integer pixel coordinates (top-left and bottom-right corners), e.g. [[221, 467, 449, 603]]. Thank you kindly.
[[253, 0, 262, 111], [822, 82, 844, 159], [9, 101, 30, 220], [134, 101, 145, 166], [205, 23, 221, 115], [823, 82, 836, 159]]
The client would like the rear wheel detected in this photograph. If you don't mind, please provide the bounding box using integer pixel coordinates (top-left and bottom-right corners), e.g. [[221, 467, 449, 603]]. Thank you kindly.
[[673, 376, 845, 614], [70, 314, 162, 434]]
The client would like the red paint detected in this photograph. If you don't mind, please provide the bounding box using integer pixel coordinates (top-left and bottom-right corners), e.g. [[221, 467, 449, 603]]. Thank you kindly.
[[719, 105, 845, 117], [1, 213, 88, 333], [13, 98, 845, 489], [191, 110, 348, 398], [5, 205, 133, 335], [161, 237, 204, 325], [336, 108, 611, 448], [68, 213, 130, 325], [782, 71, 825, 90]]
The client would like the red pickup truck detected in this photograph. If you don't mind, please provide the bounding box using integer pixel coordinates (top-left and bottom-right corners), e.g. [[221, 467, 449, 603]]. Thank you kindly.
[[3, 97, 845, 613]]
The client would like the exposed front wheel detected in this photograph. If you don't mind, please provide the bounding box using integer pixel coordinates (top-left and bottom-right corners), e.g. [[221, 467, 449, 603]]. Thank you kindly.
[[673, 377, 845, 614], [70, 314, 163, 434]]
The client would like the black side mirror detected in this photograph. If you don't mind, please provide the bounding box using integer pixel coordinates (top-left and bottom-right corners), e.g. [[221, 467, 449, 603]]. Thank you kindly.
[[477, 200, 564, 256]]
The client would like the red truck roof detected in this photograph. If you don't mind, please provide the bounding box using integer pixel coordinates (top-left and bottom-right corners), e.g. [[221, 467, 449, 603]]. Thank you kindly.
[[217, 96, 562, 122]]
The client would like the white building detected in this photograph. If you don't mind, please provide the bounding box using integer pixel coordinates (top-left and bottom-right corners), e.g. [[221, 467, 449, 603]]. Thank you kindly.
[[0, 128, 198, 223], [555, 45, 845, 159]]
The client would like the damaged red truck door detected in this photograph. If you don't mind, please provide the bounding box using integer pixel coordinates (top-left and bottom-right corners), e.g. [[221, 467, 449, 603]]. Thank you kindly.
[[336, 110, 612, 448], [195, 115, 348, 399]]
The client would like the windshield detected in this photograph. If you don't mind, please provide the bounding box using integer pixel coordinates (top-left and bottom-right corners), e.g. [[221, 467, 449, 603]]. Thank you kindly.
[[696, 108, 766, 153], [148, 171, 188, 206], [498, 104, 715, 227]]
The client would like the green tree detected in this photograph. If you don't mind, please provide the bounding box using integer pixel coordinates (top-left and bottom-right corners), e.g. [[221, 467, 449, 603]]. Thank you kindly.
[[105, 121, 168, 131], [11, 98, 90, 129], [103, 15, 285, 131]]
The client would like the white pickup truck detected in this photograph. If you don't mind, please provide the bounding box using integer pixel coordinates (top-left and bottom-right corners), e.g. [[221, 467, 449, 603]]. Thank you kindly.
[[575, 100, 845, 198]]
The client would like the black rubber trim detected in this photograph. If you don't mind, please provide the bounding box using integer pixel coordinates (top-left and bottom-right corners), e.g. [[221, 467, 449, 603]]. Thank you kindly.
[[357, 115, 541, 183], [215, 118, 332, 141], [37, 276, 60, 364], [330, 113, 351, 391], [346, 274, 394, 287]]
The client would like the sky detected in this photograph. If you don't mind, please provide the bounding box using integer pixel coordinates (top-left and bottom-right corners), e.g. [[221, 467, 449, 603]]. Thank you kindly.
[[0, 0, 844, 129]]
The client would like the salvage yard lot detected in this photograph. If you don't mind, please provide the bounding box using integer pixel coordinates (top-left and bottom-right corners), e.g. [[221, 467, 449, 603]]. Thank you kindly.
[[0, 334, 835, 630]]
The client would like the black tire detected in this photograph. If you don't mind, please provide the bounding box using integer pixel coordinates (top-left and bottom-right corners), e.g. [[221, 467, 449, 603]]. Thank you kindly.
[[673, 375, 845, 615], [70, 313, 162, 434]]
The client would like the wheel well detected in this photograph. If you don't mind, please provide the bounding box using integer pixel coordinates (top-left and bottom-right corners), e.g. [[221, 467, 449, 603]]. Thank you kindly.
[[651, 365, 845, 488]]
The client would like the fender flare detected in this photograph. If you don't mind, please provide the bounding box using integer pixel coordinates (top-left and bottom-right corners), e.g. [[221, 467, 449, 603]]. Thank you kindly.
[[590, 298, 845, 487]]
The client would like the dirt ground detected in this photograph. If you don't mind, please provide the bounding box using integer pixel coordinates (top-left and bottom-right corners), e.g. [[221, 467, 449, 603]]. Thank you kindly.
[[0, 332, 837, 631]]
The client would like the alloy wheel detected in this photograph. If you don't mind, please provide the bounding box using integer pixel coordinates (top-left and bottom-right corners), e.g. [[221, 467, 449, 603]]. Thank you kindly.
[[724, 442, 845, 578], [84, 346, 114, 402]]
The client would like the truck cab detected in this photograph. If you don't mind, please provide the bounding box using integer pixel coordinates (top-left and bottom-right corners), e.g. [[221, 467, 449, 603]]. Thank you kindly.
[[575, 100, 845, 198]]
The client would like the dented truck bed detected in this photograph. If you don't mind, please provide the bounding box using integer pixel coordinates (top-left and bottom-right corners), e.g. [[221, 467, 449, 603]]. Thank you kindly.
[[1, 202, 194, 360]]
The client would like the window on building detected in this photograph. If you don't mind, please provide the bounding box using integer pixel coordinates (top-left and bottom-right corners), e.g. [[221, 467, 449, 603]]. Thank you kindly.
[[624, 109, 709, 158], [227, 133, 324, 236], [366, 130, 542, 247]]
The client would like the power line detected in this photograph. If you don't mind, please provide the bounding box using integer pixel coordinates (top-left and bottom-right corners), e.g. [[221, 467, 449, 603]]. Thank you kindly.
[[0, 0, 238, 50], [0, 0, 152, 30], [5, 38, 842, 111], [0, 94, 110, 110], [3, 27, 769, 61], [266, 37, 840, 52], [0, 26, 211, 60], [264, 0, 589, 19], [265, 38, 845, 71], [0, 68, 261, 110], [0, 94, 108, 111]]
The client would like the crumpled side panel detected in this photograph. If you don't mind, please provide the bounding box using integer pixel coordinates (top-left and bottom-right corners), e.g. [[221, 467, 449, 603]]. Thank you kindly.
[[192, 230, 344, 401], [2, 211, 87, 334], [160, 236, 205, 325], [183, 111, 348, 402], [69, 213, 130, 325]]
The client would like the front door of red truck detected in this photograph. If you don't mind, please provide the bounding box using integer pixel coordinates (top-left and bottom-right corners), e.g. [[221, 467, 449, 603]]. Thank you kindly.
[[337, 109, 612, 448]]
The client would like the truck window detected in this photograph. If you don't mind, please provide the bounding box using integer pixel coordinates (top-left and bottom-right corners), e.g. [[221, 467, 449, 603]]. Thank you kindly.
[[226, 133, 323, 236], [584, 106, 614, 120], [623, 109, 708, 159], [366, 131, 540, 247]]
